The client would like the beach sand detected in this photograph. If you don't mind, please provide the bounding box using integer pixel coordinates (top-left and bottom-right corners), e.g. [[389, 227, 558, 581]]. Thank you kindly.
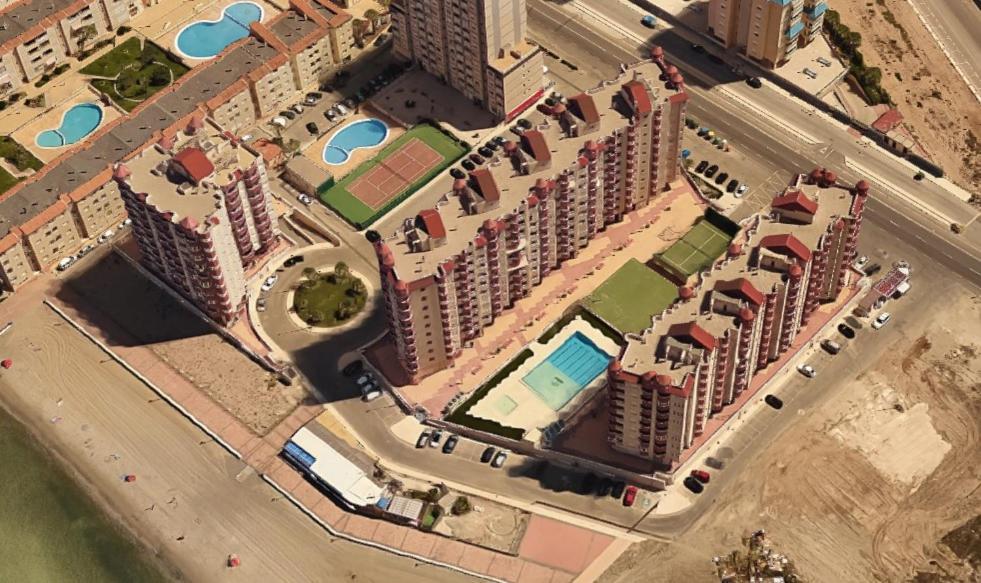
[[0, 302, 475, 583]]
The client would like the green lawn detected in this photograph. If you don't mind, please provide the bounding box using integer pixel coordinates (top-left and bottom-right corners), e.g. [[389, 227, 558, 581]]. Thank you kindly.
[[321, 123, 468, 228], [82, 38, 189, 112], [581, 259, 679, 334], [0, 136, 43, 172], [0, 166, 19, 195], [293, 269, 367, 327]]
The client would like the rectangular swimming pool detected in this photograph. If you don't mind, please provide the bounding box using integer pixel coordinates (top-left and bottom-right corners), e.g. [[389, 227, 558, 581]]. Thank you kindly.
[[522, 332, 612, 411]]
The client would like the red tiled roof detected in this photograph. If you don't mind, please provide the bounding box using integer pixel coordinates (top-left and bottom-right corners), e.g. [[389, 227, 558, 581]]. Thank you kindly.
[[714, 278, 765, 306], [666, 322, 716, 351], [568, 93, 600, 125], [771, 189, 818, 215], [172, 147, 215, 183], [758, 233, 812, 262], [470, 169, 500, 202], [415, 209, 446, 239], [622, 80, 652, 114], [520, 131, 551, 163], [872, 108, 903, 133]]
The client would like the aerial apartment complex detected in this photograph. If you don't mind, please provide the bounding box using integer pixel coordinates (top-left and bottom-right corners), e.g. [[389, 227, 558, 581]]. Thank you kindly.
[[707, 0, 827, 67], [607, 169, 867, 466], [115, 117, 277, 325], [371, 56, 687, 383], [0, 0, 144, 97], [0, 0, 353, 292], [389, 0, 544, 121]]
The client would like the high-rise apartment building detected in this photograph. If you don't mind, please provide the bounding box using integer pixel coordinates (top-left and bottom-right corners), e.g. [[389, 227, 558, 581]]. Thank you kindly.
[[607, 169, 867, 466], [390, 0, 544, 121], [115, 117, 278, 325], [707, 0, 825, 68], [371, 58, 687, 383]]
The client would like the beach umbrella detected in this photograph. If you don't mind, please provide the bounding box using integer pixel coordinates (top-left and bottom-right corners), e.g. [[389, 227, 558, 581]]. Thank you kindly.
[[227, 554, 241, 568], [1, 358, 11, 369], [124, 474, 137, 482]]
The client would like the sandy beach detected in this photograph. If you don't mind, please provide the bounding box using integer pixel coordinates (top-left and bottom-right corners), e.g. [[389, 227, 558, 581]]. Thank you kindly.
[[0, 301, 475, 583]]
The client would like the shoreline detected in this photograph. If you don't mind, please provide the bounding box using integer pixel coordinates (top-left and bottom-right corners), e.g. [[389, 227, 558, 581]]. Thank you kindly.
[[0, 383, 184, 582]]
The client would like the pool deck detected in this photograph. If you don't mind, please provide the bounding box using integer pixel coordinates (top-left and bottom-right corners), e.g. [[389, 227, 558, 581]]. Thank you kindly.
[[466, 318, 620, 443], [301, 108, 406, 180], [13, 92, 121, 162]]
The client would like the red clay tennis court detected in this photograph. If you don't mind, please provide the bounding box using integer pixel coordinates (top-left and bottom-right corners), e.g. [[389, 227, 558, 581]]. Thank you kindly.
[[347, 138, 443, 209]]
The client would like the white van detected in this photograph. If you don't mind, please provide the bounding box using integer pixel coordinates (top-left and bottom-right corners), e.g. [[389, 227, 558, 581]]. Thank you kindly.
[[271, 116, 288, 128], [893, 281, 911, 298], [56, 256, 76, 271]]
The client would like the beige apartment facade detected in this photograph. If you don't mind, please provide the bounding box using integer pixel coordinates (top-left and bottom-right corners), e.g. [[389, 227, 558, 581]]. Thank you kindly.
[[707, 0, 820, 68], [391, 0, 543, 121]]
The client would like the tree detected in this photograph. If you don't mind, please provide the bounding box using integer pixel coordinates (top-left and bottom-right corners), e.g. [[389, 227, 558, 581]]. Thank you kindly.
[[149, 66, 170, 87], [76, 24, 97, 53], [334, 262, 349, 278], [352, 19, 368, 47], [451, 496, 471, 515], [302, 267, 317, 279], [364, 9, 381, 34]]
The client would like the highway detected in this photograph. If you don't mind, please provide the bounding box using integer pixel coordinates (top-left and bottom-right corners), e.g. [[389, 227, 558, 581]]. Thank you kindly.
[[905, 0, 981, 101], [527, 0, 981, 289]]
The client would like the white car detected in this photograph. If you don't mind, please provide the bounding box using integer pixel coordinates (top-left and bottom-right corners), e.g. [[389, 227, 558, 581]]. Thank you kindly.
[[356, 374, 373, 387], [871, 312, 892, 329], [335, 103, 349, 115], [735, 184, 748, 196], [363, 387, 382, 402], [98, 228, 114, 244], [261, 274, 278, 292], [56, 256, 76, 271], [797, 363, 816, 378], [298, 194, 313, 205], [290, 104, 304, 114], [119, 218, 132, 228], [854, 255, 869, 269], [256, 298, 267, 312], [77, 244, 95, 258], [271, 116, 288, 128]]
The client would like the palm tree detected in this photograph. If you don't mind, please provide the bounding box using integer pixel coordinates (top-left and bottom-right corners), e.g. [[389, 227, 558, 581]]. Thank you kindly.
[[76, 24, 97, 54], [364, 9, 380, 35], [352, 19, 368, 47]]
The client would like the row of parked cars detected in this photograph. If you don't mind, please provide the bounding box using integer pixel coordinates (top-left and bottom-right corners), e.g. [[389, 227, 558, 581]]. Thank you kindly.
[[341, 359, 382, 401], [57, 219, 131, 271], [693, 160, 748, 196], [451, 135, 507, 174]]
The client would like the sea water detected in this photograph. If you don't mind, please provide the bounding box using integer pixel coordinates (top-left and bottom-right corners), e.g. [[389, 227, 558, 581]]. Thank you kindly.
[[0, 407, 171, 583]]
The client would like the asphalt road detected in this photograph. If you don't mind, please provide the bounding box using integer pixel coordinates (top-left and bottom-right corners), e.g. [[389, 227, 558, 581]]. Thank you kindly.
[[905, 0, 981, 100], [526, 0, 981, 289]]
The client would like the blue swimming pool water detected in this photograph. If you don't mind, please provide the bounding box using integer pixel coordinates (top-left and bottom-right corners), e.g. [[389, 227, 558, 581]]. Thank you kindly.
[[36, 103, 103, 148], [176, 2, 263, 59], [322, 119, 389, 165], [522, 332, 612, 411]]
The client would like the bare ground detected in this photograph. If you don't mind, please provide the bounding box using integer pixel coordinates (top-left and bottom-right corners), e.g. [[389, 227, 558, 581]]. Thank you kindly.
[[829, 0, 981, 192], [600, 290, 981, 582]]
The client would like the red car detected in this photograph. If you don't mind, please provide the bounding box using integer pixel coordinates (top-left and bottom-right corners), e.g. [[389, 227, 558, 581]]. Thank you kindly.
[[691, 469, 711, 483], [623, 485, 637, 507]]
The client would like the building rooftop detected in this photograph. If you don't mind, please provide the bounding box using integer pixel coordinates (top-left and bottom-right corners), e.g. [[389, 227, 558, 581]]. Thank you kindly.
[[487, 39, 540, 74], [269, 9, 322, 50], [381, 60, 680, 278], [0, 0, 76, 50], [0, 35, 279, 238], [620, 176, 860, 379]]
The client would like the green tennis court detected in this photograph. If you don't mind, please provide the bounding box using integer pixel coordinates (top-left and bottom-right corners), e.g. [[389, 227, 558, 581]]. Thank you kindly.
[[655, 220, 732, 277]]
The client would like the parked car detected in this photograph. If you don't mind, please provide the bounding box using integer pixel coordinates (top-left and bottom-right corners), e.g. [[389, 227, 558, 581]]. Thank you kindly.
[[77, 244, 95, 258], [98, 228, 115, 244], [341, 99, 355, 110], [690, 43, 705, 53], [726, 179, 739, 193], [356, 374, 373, 387], [261, 274, 278, 292], [279, 110, 296, 120], [428, 430, 443, 448], [485, 140, 500, 151], [714, 172, 729, 185], [290, 104, 304, 114], [256, 298, 266, 312], [797, 363, 817, 378], [342, 360, 364, 377], [746, 77, 762, 89], [298, 194, 313, 205], [736, 184, 748, 197], [305, 122, 319, 135], [303, 96, 318, 106], [705, 457, 726, 470], [56, 256, 76, 271], [362, 387, 382, 402], [864, 263, 882, 276], [461, 160, 476, 171], [120, 218, 132, 228], [623, 485, 638, 506], [691, 469, 711, 483], [597, 478, 613, 497], [854, 255, 869, 269], [695, 160, 709, 173], [579, 473, 598, 495], [764, 394, 784, 409], [837, 323, 856, 339], [492, 135, 507, 146], [468, 153, 485, 165], [491, 451, 508, 468], [318, 81, 333, 92], [821, 339, 842, 355], [442, 435, 459, 454], [450, 168, 466, 179], [415, 431, 431, 448], [683, 477, 704, 493], [480, 447, 497, 463], [324, 110, 336, 121], [477, 146, 493, 158], [705, 164, 719, 178], [611, 481, 626, 499], [306, 91, 323, 100], [871, 312, 892, 330]]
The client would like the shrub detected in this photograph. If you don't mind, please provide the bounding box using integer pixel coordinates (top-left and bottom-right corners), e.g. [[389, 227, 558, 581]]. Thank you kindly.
[[450, 496, 471, 516], [0, 101, 6, 111], [149, 67, 170, 87], [116, 25, 131, 37], [302, 267, 317, 279], [296, 298, 309, 310], [53, 64, 69, 75]]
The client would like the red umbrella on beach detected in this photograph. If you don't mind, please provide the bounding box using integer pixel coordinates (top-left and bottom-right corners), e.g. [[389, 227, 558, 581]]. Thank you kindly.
[[1, 359, 11, 369]]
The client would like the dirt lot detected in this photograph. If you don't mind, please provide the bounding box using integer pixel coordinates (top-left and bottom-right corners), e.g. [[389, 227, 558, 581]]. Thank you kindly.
[[829, 0, 981, 192], [600, 289, 981, 582], [58, 250, 308, 435], [438, 496, 530, 554]]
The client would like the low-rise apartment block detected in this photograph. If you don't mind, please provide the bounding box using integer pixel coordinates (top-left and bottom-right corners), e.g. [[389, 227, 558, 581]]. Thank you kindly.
[[607, 169, 867, 466], [391, 0, 543, 121], [0, 0, 143, 96], [115, 116, 278, 325], [708, 0, 825, 68], [371, 58, 687, 382]]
